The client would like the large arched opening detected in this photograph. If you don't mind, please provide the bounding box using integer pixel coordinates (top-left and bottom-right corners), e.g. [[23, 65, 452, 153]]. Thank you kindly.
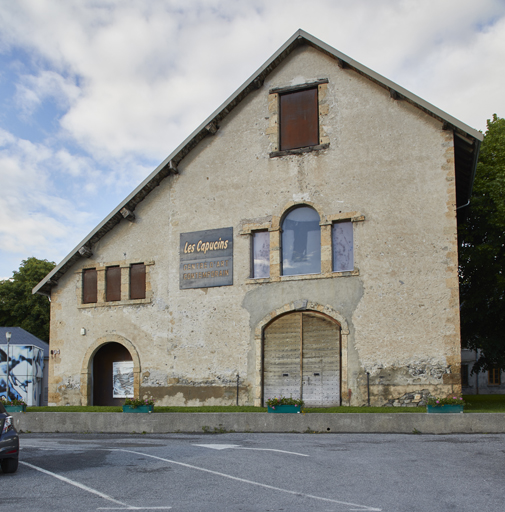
[[263, 310, 341, 407], [92, 342, 133, 406], [80, 335, 141, 406]]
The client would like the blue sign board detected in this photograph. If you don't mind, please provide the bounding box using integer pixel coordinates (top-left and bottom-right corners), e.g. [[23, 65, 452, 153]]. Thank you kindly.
[[180, 227, 233, 289]]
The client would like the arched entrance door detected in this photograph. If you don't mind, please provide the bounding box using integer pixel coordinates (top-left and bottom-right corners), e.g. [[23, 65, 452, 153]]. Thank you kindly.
[[93, 342, 133, 406], [263, 311, 341, 407]]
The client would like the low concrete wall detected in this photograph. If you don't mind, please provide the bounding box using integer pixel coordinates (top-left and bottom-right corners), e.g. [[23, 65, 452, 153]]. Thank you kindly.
[[10, 412, 505, 434]]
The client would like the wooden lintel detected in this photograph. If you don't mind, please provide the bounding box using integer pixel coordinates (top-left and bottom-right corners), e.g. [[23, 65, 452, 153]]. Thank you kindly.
[[389, 89, 399, 100], [78, 246, 93, 258], [120, 208, 135, 222], [205, 122, 218, 135]]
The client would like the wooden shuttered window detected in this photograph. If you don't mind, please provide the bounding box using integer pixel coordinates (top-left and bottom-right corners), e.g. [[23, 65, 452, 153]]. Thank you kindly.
[[82, 269, 97, 304], [130, 263, 146, 300], [279, 88, 318, 151], [106, 266, 121, 302]]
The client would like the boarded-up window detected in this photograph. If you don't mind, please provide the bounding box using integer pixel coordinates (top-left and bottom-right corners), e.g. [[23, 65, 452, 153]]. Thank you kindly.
[[332, 221, 354, 272], [280, 88, 318, 151], [106, 266, 121, 302], [488, 367, 501, 385], [130, 263, 146, 300], [82, 268, 97, 304], [252, 231, 270, 278]]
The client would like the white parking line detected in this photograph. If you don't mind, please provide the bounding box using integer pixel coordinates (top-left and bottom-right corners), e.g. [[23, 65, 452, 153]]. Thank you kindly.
[[193, 443, 309, 456], [19, 461, 171, 511], [120, 449, 381, 511]]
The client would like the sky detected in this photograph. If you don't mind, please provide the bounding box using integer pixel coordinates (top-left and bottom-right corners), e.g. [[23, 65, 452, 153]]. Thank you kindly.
[[1, 0, 504, 280]]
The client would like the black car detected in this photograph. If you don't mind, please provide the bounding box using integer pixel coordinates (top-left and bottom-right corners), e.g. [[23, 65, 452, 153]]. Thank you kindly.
[[0, 402, 19, 473]]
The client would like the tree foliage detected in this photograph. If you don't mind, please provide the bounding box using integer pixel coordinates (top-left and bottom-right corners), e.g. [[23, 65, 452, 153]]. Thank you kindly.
[[459, 114, 505, 373], [0, 257, 55, 342]]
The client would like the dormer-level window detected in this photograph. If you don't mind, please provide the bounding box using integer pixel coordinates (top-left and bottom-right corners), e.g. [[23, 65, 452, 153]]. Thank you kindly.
[[279, 88, 318, 151]]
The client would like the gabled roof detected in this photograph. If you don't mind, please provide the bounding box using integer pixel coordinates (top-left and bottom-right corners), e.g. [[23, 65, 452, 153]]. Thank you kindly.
[[33, 29, 482, 297], [0, 327, 49, 356]]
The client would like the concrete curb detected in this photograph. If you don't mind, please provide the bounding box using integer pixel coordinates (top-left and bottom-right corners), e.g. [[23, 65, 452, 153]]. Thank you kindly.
[[10, 412, 505, 434]]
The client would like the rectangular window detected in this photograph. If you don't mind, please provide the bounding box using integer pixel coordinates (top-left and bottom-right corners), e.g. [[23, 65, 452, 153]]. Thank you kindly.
[[130, 263, 146, 299], [82, 268, 97, 304], [461, 364, 469, 387], [332, 221, 354, 272], [252, 231, 270, 278], [488, 367, 501, 385], [280, 88, 318, 151], [106, 266, 121, 302]]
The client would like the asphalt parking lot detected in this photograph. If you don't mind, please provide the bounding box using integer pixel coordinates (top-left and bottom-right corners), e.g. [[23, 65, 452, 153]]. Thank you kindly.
[[1, 433, 504, 512]]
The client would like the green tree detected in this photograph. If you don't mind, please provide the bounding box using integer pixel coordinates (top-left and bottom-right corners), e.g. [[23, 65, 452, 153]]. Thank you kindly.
[[0, 257, 55, 342], [459, 114, 505, 373]]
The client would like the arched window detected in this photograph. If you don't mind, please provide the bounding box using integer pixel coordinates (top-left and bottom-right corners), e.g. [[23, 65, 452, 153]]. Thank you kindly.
[[281, 206, 321, 276]]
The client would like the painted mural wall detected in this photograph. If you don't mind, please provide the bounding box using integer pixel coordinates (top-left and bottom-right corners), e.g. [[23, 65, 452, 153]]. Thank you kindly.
[[0, 344, 44, 406]]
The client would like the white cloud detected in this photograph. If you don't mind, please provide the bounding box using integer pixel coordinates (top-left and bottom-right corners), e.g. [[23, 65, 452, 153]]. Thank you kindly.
[[15, 70, 81, 116], [0, 0, 504, 277]]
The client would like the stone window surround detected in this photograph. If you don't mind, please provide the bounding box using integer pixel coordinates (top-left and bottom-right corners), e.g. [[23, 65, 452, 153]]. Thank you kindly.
[[240, 201, 364, 284], [267, 79, 331, 158], [76, 260, 154, 308]]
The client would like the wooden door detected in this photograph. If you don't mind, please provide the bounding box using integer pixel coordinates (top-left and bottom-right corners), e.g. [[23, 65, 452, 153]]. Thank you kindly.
[[263, 312, 340, 407], [263, 313, 301, 404], [93, 343, 132, 406]]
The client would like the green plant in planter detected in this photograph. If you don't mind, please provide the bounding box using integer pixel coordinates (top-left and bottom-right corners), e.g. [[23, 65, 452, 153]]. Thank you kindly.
[[124, 397, 155, 409], [266, 396, 304, 409], [427, 396, 466, 407], [0, 396, 27, 407]]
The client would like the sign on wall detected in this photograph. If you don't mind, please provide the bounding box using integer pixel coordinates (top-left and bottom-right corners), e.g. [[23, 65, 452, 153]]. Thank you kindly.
[[180, 227, 233, 289], [112, 361, 134, 398]]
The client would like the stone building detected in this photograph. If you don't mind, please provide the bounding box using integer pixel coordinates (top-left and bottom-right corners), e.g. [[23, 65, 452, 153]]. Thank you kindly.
[[34, 30, 482, 407], [461, 349, 505, 395]]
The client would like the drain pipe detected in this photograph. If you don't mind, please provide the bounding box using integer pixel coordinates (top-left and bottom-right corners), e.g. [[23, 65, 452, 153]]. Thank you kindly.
[[236, 373, 240, 406], [366, 372, 370, 407]]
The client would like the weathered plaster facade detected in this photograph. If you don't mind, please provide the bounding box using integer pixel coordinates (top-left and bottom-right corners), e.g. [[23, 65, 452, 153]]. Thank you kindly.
[[36, 31, 482, 407]]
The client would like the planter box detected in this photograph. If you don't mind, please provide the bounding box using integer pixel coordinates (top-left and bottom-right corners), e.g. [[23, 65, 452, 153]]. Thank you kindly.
[[268, 405, 301, 413], [122, 405, 154, 413], [4, 405, 27, 413], [427, 404, 463, 414]]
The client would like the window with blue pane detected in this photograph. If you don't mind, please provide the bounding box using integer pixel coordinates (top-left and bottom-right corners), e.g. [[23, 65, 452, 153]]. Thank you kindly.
[[332, 221, 353, 272], [281, 206, 321, 276], [252, 231, 270, 278]]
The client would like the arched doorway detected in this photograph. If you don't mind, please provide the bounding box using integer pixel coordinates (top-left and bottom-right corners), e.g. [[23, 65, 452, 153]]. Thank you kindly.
[[263, 311, 341, 407], [92, 342, 133, 406]]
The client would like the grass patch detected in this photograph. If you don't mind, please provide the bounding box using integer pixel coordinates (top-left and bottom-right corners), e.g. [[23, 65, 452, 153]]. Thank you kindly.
[[154, 406, 265, 413], [463, 394, 505, 413], [28, 406, 122, 413], [26, 405, 424, 413], [303, 406, 426, 413], [24, 396, 505, 414]]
